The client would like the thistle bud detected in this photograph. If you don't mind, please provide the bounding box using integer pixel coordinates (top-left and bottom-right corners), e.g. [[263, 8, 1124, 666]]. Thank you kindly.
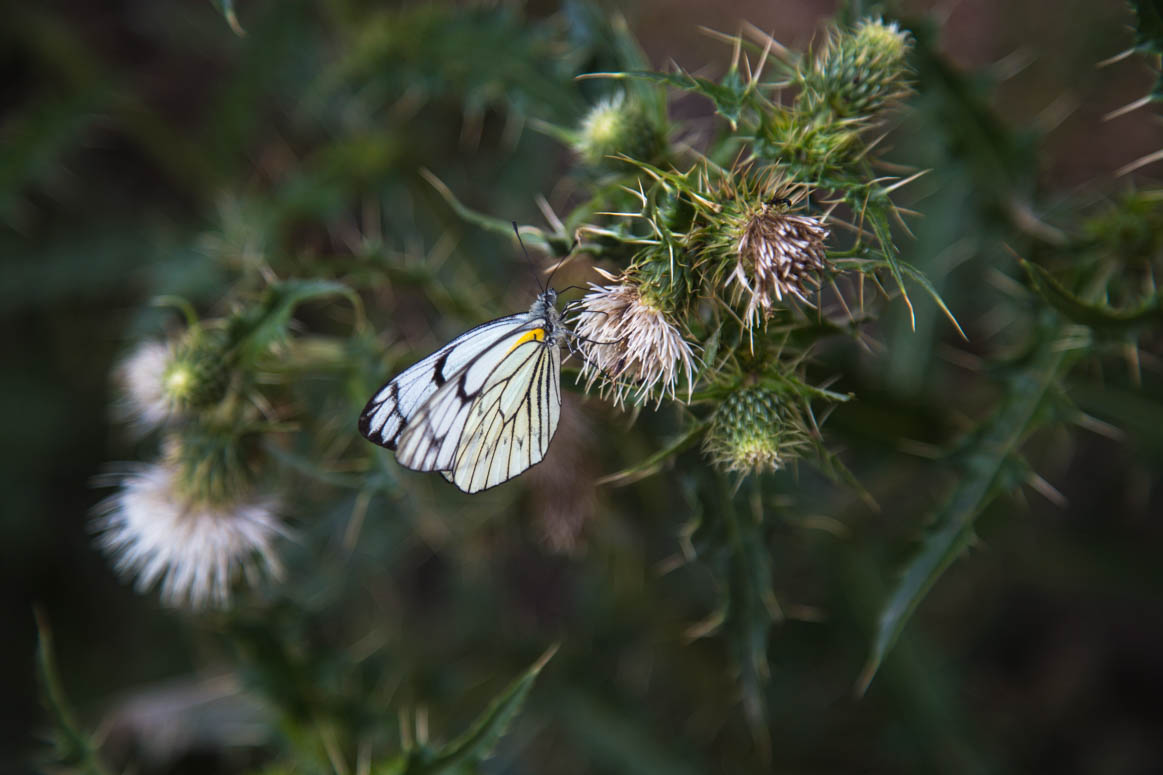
[[96, 454, 284, 610], [703, 387, 803, 474], [162, 328, 232, 411], [574, 93, 667, 168], [797, 18, 912, 122]]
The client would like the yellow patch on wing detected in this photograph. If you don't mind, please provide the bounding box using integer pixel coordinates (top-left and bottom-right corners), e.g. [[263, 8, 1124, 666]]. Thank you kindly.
[[506, 327, 546, 354]]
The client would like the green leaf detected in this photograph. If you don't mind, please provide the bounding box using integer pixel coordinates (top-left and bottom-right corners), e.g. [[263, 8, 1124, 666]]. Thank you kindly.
[[595, 420, 711, 487], [408, 645, 559, 775], [228, 279, 362, 359], [720, 482, 775, 746], [1019, 257, 1163, 330], [857, 319, 1069, 693], [895, 260, 967, 340], [697, 324, 722, 381], [419, 168, 570, 256]]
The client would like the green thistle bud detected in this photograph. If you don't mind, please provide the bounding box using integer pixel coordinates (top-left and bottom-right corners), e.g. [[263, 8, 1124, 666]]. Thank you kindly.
[[659, 188, 696, 234], [574, 93, 667, 168], [757, 116, 864, 173], [703, 387, 803, 474], [632, 246, 695, 315], [797, 19, 913, 122], [165, 425, 257, 507], [162, 328, 232, 411]]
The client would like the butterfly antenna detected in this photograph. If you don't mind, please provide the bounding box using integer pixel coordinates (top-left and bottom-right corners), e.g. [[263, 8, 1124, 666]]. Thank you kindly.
[[512, 221, 544, 293], [544, 234, 577, 293]]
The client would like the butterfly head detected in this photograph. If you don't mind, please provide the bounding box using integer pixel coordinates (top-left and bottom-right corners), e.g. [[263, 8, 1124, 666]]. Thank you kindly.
[[529, 288, 558, 316]]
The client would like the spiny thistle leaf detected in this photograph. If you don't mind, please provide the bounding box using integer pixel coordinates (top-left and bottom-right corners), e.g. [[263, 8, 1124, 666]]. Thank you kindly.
[[406, 645, 559, 774], [858, 319, 1070, 694], [227, 280, 362, 360], [1020, 257, 1163, 330], [895, 259, 968, 339], [596, 419, 711, 487], [720, 488, 776, 747], [418, 168, 565, 256]]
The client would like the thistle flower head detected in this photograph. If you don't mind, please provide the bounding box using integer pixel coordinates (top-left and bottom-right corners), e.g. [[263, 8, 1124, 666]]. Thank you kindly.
[[574, 92, 667, 168], [95, 454, 285, 610], [703, 387, 804, 474], [572, 268, 697, 406], [698, 170, 830, 327], [797, 18, 913, 122], [730, 198, 830, 323]]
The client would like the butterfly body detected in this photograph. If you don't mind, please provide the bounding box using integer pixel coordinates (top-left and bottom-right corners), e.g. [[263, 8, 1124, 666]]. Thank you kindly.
[[359, 289, 564, 493]]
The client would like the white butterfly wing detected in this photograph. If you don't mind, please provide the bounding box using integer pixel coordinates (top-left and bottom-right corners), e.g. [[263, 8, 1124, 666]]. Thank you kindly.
[[446, 339, 561, 493], [393, 323, 560, 486], [359, 316, 529, 452]]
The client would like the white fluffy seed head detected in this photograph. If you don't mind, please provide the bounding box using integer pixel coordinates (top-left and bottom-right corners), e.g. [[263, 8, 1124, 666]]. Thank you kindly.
[[95, 463, 286, 610], [115, 341, 178, 432]]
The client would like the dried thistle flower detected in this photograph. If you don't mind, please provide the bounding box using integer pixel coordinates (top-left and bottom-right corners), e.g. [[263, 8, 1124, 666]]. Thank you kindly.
[[730, 200, 830, 324], [703, 387, 804, 474], [95, 432, 284, 610], [572, 268, 696, 406], [574, 92, 666, 168]]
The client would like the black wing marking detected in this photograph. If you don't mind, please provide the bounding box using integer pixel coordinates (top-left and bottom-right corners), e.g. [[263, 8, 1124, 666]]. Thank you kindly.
[[358, 316, 527, 450], [446, 340, 562, 493], [392, 319, 550, 472]]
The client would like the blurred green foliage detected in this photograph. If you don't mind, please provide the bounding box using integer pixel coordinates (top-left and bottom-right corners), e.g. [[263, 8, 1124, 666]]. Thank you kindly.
[[5, 1, 1163, 774]]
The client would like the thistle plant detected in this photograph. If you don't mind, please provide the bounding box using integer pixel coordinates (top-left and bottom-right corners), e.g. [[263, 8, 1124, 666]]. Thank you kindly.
[[18, 1, 1163, 773]]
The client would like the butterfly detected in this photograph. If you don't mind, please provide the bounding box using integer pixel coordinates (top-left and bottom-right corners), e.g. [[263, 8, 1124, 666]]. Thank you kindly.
[[359, 288, 566, 493]]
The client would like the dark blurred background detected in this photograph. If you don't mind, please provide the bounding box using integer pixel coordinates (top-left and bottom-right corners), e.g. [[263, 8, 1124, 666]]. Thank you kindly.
[[3, 0, 1162, 773]]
